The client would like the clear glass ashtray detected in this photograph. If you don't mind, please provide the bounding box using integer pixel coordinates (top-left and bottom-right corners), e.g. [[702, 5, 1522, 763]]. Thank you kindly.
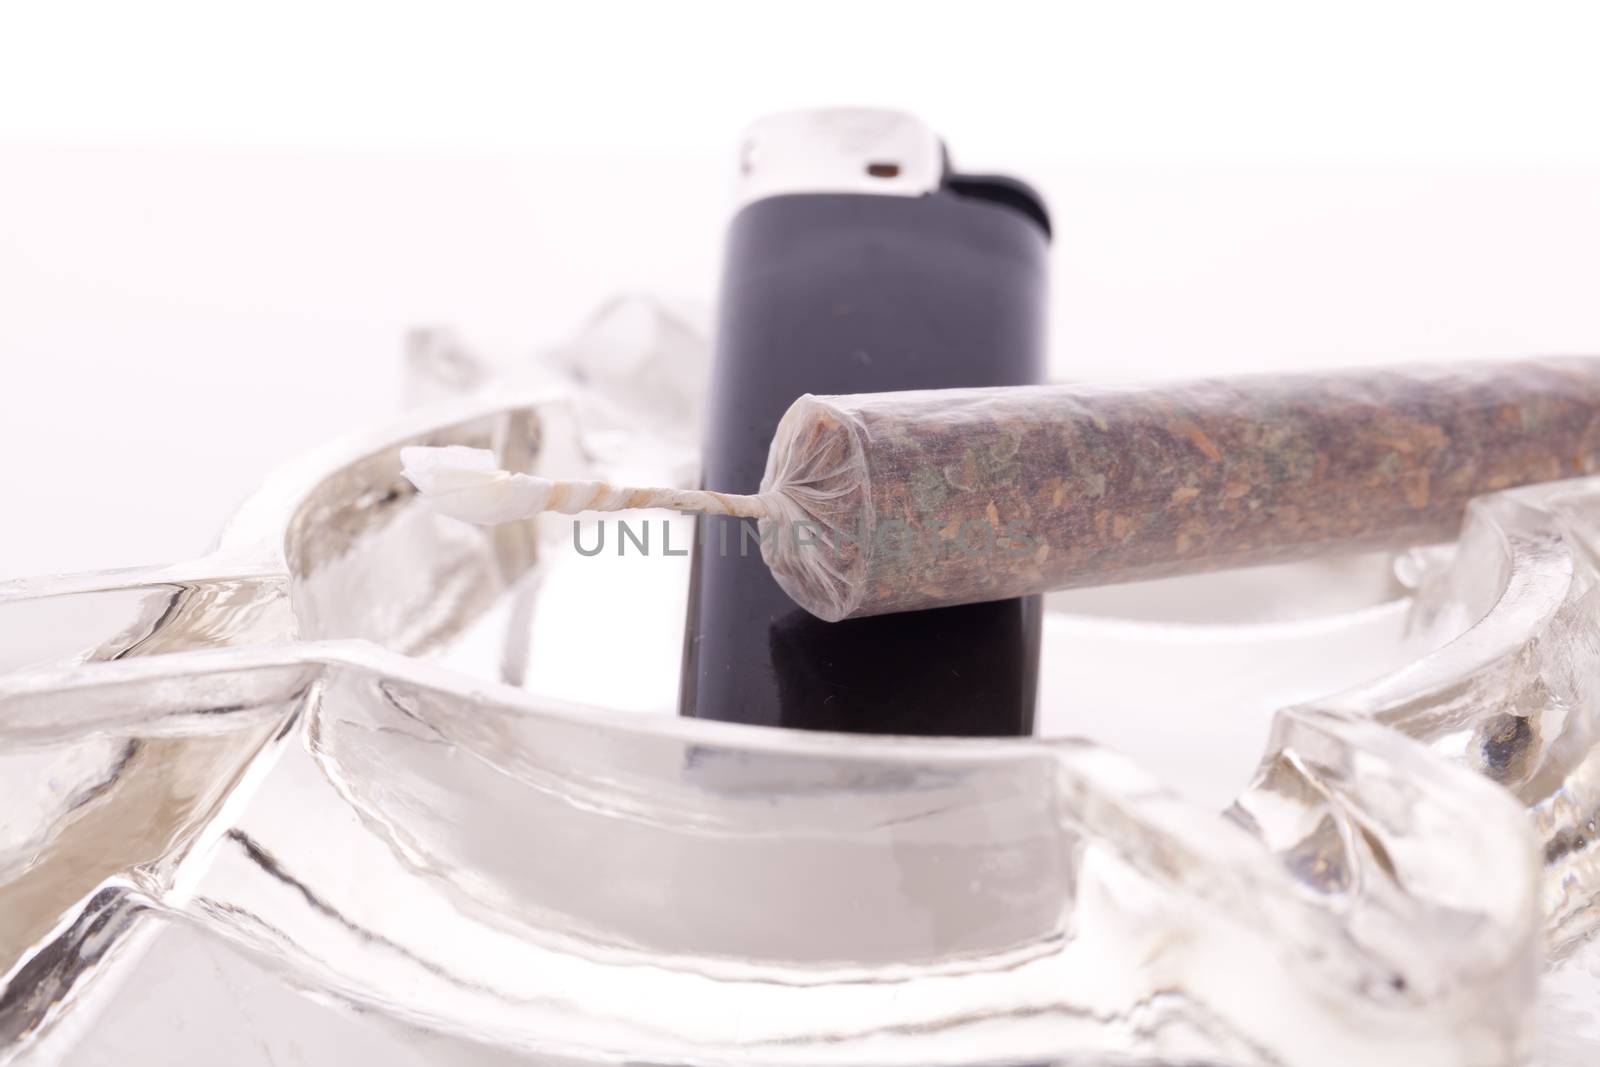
[[3, 302, 1598, 1066]]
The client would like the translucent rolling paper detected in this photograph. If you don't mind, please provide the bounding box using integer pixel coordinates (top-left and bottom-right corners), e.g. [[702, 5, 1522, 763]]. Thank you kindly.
[[406, 358, 1600, 621]]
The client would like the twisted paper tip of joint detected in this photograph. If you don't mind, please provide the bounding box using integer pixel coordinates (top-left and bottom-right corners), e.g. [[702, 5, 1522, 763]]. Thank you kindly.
[[399, 446, 782, 523]]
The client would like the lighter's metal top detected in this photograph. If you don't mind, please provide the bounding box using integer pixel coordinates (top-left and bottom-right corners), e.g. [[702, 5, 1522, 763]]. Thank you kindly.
[[736, 108, 944, 204]]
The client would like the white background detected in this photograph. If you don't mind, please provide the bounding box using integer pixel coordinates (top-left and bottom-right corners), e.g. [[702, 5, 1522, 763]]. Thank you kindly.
[[4, 1, 1600, 579]]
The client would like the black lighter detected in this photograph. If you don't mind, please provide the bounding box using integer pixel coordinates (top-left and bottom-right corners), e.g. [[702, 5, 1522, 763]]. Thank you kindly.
[[679, 108, 1050, 737]]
